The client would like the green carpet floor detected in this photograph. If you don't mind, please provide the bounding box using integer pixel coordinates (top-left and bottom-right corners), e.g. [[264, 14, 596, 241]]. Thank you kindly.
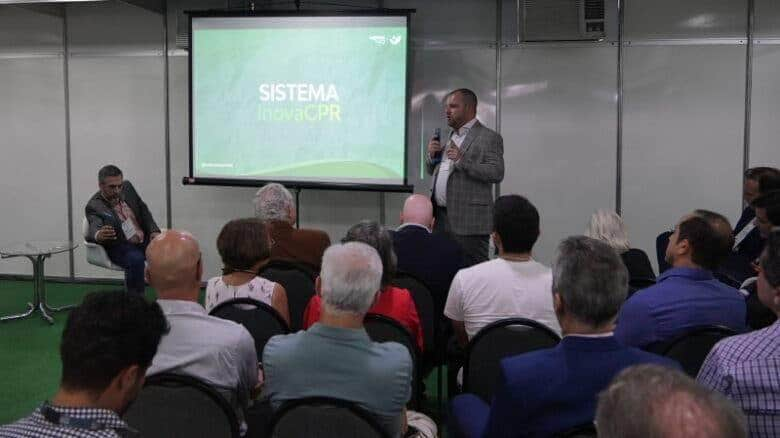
[[0, 279, 447, 426]]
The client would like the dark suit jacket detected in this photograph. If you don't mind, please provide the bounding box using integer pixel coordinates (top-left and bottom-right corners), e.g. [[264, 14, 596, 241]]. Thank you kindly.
[[426, 121, 504, 235], [85, 180, 160, 247], [390, 224, 464, 315], [268, 220, 331, 272], [450, 336, 680, 438]]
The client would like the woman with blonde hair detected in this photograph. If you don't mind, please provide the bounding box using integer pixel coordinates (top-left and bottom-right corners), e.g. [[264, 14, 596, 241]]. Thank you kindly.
[[586, 209, 655, 293]]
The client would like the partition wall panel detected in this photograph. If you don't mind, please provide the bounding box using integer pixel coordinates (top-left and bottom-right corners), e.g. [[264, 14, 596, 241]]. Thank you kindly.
[[0, 58, 70, 276], [621, 45, 746, 267], [500, 46, 618, 264], [624, 0, 747, 40], [0, 7, 69, 276], [749, 0, 780, 167]]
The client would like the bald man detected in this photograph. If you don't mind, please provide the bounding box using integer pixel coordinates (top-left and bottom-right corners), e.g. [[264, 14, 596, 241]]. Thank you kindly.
[[145, 230, 258, 434], [391, 194, 464, 316]]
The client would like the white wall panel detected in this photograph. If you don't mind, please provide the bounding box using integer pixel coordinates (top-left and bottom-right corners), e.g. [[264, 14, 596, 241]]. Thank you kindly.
[[68, 56, 167, 279], [624, 0, 747, 40], [749, 45, 780, 168], [0, 58, 70, 276], [501, 45, 618, 264], [622, 46, 745, 270], [755, 0, 780, 38], [0, 6, 63, 54], [67, 1, 162, 53], [385, 0, 496, 44]]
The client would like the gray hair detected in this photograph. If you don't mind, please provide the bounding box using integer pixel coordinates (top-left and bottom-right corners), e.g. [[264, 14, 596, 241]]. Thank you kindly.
[[596, 364, 748, 438], [253, 183, 294, 223], [552, 236, 628, 327], [343, 221, 397, 287], [320, 242, 383, 315], [585, 209, 631, 252]]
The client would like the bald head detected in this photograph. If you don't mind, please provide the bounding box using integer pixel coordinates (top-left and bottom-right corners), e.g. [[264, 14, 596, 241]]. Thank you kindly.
[[145, 230, 202, 300], [400, 194, 434, 230]]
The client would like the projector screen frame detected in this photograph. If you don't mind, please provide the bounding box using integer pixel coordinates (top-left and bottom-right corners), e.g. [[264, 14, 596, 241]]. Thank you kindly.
[[186, 9, 415, 193]]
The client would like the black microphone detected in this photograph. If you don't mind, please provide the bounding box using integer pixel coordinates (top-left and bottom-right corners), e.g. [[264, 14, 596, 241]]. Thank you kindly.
[[432, 128, 443, 164]]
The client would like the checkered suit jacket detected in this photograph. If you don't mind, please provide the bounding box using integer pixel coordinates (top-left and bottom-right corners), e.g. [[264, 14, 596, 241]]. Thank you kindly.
[[426, 121, 504, 235]]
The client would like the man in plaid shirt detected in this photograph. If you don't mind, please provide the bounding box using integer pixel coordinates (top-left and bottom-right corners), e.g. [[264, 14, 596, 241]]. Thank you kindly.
[[698, 228, 780, 437], [0, 292, 168, 437]]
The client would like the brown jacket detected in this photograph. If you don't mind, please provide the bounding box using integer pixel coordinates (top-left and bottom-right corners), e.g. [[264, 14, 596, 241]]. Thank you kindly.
[[268, 221, 331, 271]]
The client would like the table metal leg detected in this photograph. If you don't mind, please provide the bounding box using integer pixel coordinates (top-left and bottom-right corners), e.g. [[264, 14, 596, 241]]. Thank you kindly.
[[0, 302, 35, 322], [37, 255, 77, 314]]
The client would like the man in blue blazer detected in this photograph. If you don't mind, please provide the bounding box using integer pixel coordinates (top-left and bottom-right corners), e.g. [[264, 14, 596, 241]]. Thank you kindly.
[[390, 194, 463, 315], [450, 236, 679, 438]]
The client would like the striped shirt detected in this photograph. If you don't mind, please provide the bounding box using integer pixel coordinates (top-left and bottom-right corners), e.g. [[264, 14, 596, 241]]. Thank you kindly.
[[697, 320, 780, 437], [0, 403, 135, 437]]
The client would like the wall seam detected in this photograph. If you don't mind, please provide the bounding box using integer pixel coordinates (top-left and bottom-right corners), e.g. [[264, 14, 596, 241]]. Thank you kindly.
[[615, 0, 624, 214], [63, 7, 75, 279]]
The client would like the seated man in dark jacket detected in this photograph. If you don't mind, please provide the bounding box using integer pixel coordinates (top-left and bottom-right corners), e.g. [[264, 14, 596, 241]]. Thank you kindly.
[[85, 165, 160, 294], [450, 236, 679, 438]]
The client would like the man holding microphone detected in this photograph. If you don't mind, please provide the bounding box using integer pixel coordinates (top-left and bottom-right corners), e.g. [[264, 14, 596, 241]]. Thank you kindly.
[[426, 88, 505, 267]]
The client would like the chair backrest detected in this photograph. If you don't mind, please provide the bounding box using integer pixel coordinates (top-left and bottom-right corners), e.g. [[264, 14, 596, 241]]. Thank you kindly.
[[259, 261, 316, 331], [123, 373, 239, 438], [209, 297, 290, 361], [81, 217, 90, 240], [363, 313, 420, 408], [391, 272, 436, 356], [554, 422, 597, 438], [464, 318, 561, 402], [661, 325, 738, 377], [269, 397, 389, 438]]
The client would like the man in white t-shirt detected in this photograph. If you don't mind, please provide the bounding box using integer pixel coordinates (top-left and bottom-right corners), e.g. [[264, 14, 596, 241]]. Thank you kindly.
[[444, 195, 560, 347]]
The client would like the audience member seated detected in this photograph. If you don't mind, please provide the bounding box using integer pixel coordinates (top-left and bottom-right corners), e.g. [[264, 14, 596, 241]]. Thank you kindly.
[[144, 230, 259, 434], [445, 195, 561, 349], [253, 183, 330, 272], [615, 210, 747, 350], [733, 167, 780, 264], [85, 164, 161, 294], [597, 364, 748, 438], [303, 221, 424, 352], [262, 242, 413, 438], [742, 191, 780, 329], [0, 291, 168, 438], [657, 167, 780, 277], [586, 209, 655, 284], [391, 194, 463, 316], [698, 228, 780, 437], [449, 236, 679, 438], [205, 218, 290, 324]]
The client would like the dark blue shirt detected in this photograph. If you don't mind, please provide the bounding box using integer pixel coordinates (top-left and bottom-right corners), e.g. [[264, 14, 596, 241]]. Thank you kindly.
[[614, 267, 747, 350]]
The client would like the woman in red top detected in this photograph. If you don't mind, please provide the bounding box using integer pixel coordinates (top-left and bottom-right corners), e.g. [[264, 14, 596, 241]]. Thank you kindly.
[[303, 221, 424, 352]]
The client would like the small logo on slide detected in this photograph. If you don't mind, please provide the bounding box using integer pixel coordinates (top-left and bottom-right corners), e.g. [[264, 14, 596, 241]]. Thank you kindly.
[[369, 35, 387, 45], [389, 35, 402, 45]]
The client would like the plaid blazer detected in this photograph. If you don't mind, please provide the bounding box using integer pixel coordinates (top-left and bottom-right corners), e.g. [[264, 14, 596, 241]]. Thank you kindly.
[[426, 121, 504, 235]]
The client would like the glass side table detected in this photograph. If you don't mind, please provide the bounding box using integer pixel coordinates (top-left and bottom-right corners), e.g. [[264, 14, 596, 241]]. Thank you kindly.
[[1, 241, 79, 324]]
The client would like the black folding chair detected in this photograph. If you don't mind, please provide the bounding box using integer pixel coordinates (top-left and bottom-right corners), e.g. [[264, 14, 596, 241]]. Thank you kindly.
[[660, 325, 738, 377], [364, 313, 422, 409], [124, 373, 239, 438], [269, 397, 389, 438], [463, 318, 561, 402], [209, 297, 290, 360], [391, 272, 436, 364], [628, 277, 656, 297], [259, 260, 316, 331]]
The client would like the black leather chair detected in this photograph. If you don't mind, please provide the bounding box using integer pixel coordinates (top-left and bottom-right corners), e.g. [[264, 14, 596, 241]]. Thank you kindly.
[[364, 313, 421, 409], [463, 318, 561, 402], [259, 260, 316, 332], [209, 297, 290, 360], [124, 373, 239, 438], [661, 325, 738, 377], [269, 397, 389, 438]]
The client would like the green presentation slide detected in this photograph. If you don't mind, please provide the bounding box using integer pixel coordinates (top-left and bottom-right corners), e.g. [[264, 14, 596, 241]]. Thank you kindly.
[[191, 16, 408, 186]]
